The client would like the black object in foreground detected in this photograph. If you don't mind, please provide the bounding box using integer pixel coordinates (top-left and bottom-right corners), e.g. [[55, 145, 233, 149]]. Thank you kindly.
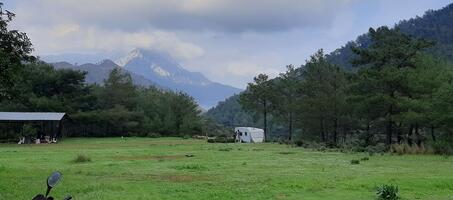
[[31, 171, 72, 200]]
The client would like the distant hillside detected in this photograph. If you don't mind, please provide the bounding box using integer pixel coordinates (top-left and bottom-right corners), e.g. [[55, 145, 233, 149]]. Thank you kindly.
[[52, 60, 160, 87], [205, 94, 255, 128], [327, 3, 453, 68]]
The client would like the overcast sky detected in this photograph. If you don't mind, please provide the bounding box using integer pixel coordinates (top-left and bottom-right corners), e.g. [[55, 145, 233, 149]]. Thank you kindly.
[[3, 0, 452, 88]]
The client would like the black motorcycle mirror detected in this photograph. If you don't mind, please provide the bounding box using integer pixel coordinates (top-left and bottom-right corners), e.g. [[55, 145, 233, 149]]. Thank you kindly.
[[45, 171, 62, 197]]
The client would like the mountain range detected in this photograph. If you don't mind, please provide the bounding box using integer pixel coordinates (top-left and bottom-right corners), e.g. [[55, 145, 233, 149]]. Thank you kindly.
[[50, 49, 241, 108]]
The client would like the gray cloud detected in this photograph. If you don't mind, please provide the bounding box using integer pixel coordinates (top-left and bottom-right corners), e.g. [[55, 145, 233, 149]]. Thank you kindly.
[[13, 0, 354, 32]]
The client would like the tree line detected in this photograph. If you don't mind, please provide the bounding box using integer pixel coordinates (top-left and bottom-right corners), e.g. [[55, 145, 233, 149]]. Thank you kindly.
[[239, 27, 453, 153], [0, 4, 203, 139]]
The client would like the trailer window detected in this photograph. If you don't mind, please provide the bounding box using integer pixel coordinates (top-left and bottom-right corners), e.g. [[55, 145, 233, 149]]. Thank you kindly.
[[245, 132, 247, 136]]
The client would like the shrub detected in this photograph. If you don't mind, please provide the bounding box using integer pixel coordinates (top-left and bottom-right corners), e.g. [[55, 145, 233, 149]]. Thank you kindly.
[[22, 125, 37, 137], [173, 164, 206, 171], [376, 184, 399, 200], [350, 159, 360, 165], [390, 143, 431, 155], [73, 154, 91, 163], [207, 137, 235, 143], [431, 141, 453, 155], [317, 146, 327, 152], [146, 133, 161, 138], [278, 151, 295, 155], [218, 147, 233, 152], [295, 140, 304, 147], [366, 143, 387, 155], [182, 135, 190, 139], [360, 157, 369, 161]]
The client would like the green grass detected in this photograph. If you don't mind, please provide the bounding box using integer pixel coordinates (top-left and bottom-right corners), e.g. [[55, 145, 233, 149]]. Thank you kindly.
[[0, 137, 452, 199]]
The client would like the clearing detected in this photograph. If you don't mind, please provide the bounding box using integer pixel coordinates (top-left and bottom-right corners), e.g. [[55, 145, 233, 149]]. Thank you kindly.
[[0, 137, 452, 199]]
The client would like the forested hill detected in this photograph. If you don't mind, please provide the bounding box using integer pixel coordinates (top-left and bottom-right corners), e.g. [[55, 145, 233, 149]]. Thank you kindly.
[[327, 3, 453, 69], [206, 3, 453, 130], [205, 94, 255, 128]]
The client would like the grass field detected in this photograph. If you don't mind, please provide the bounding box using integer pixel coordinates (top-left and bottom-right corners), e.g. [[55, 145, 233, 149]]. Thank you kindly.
[[0, 137, 452, 199]]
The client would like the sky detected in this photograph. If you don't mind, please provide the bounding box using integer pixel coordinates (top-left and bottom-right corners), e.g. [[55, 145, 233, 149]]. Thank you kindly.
[[3, 0, 453, 89]]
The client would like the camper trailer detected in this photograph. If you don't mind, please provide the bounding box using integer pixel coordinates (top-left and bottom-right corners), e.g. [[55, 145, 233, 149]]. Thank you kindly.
[[234, 127, 264, 143]]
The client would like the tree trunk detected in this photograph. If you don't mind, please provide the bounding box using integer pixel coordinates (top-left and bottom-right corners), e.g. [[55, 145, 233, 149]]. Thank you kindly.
[[431, 125, 436, 142], [365, 122, 371, 146], [320, 118, 326, 143], [333, 118, 338, 146], [415, 123, 421, 146], [386, 104, 394, 146], [386, 119, 393, 146], [407, 124, 414, 145], [386, 92, 395, 146], [396, 122, 402, 144], [288, 111, 293, 141], [263, 100, 267, 142]]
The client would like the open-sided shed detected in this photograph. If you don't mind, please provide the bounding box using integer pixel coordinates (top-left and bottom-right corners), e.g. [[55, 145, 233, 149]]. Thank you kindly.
[[0, 112, 66, 143]]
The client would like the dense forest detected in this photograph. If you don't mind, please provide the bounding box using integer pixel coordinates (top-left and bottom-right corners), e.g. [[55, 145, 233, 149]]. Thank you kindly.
[[206, 4, 453, 154], [0, 3, 203, 139]]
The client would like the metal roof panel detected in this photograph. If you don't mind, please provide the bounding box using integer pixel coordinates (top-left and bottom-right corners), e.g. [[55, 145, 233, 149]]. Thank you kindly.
[[0, 112, 66, 121]]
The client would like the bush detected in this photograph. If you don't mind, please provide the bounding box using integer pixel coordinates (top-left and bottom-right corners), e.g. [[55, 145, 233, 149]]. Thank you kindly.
[[218, 147, 233, 151], [295, 140, 304, 147], [431, 141, 453, 155], [73, 154, 91, 163], [173, 164, 206, 171], [360, 157, 369, 161], [22, 125, 37, 137], [376, 184, 399, 200], [317, 146, 327, 152], [339, 138, 366, 152], [350, 159, 360, 165], [366, 143, 387, 155], [146, 132, 161, 138], [390, 143, 432, 155], [207, 137, 235, 143]]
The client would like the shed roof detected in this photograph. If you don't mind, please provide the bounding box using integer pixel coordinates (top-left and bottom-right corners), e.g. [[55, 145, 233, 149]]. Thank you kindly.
[[0, 112, 66, 121]]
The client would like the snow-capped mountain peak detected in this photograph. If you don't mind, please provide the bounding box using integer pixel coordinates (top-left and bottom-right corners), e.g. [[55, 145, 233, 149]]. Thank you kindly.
[[150, 64, 171, 77], [116, 48, 241, 108], [115, 48, 144, 67]]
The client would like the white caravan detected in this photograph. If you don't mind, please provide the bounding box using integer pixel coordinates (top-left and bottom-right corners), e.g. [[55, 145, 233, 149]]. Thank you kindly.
[[234, 127, 264, 143]]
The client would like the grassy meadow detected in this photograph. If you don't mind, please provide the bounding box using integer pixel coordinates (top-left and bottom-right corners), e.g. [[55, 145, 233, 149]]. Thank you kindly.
[[0, 137, 452, 199]]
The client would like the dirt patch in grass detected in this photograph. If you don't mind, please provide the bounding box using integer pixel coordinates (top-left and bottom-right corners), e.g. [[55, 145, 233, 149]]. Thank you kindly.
[[153, 174, 210, 182], [120, 173, 210, 183], [278, 151, 295, 155], [73, 154, 92, 163], [274, 194, 287, 199], [172, 163, 207, 171], [113, 155, 186, 161], [49, 140, 200, 150]]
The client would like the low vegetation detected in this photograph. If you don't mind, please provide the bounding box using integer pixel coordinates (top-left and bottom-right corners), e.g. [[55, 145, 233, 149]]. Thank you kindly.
[[376, 184, 400, 200], [72, 154, 92, 163]]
